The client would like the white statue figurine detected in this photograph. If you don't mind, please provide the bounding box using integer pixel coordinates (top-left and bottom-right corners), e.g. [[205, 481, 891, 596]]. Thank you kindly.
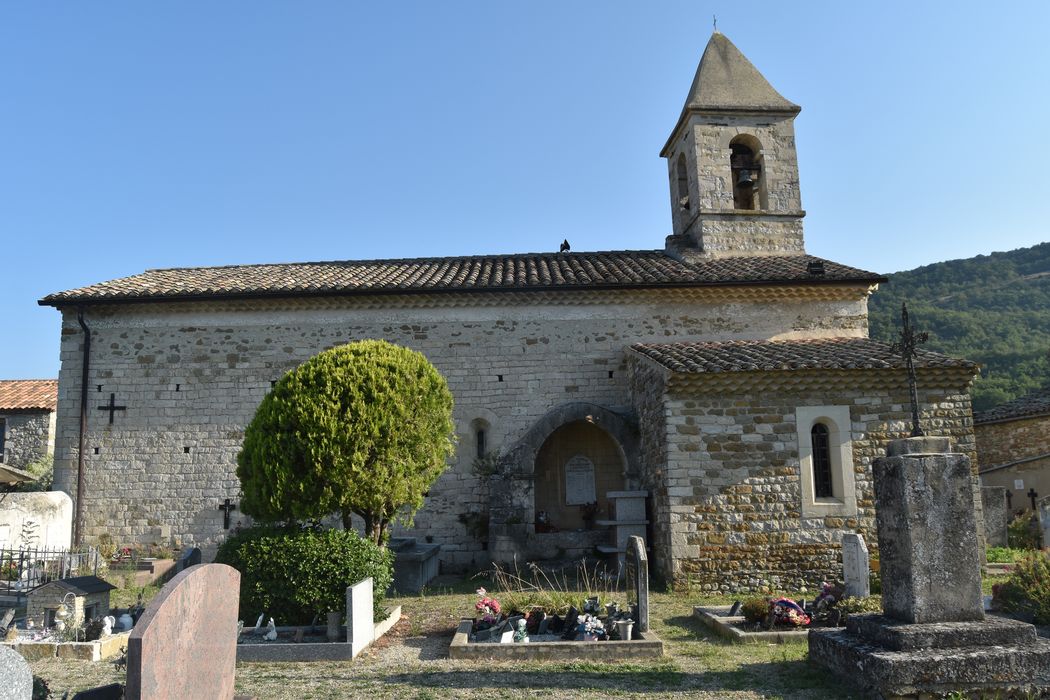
[[264, 617, 278, 641], [101, 616, 115, 637], [513, 618, 528, 643], [254, 613, 265, 633]]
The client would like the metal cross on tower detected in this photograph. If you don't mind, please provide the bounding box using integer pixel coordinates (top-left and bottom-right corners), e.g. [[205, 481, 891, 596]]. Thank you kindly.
[[890, 302, 929, 437], [97, 393, 127, 425]]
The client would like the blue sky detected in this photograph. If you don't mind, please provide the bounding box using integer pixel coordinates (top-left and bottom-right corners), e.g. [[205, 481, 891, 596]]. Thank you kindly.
[[2, 2, 1048, 379]]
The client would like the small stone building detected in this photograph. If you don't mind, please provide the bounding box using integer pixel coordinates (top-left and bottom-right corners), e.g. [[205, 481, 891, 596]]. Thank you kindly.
[[40, 32, 981, 591], [975, 387, 1050, 515], [0, 380, 57, 472], [27, 575, 116, 628]]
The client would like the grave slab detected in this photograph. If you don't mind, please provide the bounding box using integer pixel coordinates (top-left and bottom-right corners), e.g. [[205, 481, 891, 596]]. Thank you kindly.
[[126, 563, 240, 700]]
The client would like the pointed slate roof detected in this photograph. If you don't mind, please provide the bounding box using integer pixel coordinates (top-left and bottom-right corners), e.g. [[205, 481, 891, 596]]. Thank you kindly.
[[662, 32, 800, 155]]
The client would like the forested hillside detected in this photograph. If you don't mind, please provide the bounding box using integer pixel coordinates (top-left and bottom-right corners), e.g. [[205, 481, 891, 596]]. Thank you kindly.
[[867, 242, 1050, 412]]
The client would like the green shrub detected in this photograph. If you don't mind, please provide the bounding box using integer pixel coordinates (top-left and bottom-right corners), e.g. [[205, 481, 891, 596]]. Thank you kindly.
[[1007, 511, 1041, 550], [998, 551, 1050, 624], [740, 597, 769, 623], [831, 595, 882, 622], [987, 546, 1034, 563], [215, 525, 393, 623]]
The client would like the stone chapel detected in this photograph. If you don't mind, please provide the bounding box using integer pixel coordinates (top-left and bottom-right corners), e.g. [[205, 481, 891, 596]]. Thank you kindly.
[[41, 32, 980, 591]]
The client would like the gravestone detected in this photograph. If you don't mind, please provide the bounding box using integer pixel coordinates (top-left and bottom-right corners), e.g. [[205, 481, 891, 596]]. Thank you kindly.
[[625, 535, 649, 632], [1040, 495, 1050, 549], [176, 547, 202, 573], [345, 577, 373, 658], [809, 437, 1050, 697], [841, 533, 870, 598], [126, 563, 241, 700], [564, 455, 596, 505], [980, 487, 1008, 548], [0, 644, 32, 700]]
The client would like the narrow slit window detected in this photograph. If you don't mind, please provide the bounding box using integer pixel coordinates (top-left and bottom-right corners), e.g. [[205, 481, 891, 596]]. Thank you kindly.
[[476, 428, 487, 459], [676, 154, 690, 209], [811, 423, 834, 498]]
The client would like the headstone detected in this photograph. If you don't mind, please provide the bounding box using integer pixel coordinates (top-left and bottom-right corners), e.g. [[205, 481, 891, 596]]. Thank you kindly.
[[980, 487, 1009, 548], [1040, 495, 1050, 550], [0, 645, 32, 700], [0, 608, 14, 635], [177, 547, 202, 573], [126, 563, 240, 700], [841, 533, 870, 598], [873, 437, 982, 623], [625, 535, 649, 632], [345, 577, 374, 658]]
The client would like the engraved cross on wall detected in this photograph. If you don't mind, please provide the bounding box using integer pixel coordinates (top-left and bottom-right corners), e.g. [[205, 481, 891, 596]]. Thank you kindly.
[[97, 393, 127, 424]]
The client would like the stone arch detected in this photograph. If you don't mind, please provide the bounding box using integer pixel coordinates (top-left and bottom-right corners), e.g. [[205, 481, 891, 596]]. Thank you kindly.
[[502, 402, 639, 480]]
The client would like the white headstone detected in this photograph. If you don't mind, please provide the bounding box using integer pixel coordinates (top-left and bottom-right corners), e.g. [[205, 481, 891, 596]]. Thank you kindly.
[[564, 455, 596, 505], [346, 577, 374, 658], [1039, 496, 1050, 550], [842, 533, 870, 598]]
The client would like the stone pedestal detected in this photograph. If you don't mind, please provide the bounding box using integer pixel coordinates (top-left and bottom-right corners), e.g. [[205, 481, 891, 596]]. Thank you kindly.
[[809, 437, 1050, 698]]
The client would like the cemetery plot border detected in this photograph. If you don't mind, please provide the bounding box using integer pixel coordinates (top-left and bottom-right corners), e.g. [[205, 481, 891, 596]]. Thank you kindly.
[[449, 618, 664, 661], [4, 631, 130, 662], [236, 605, 402, 662], [693, 606, 809, 644]]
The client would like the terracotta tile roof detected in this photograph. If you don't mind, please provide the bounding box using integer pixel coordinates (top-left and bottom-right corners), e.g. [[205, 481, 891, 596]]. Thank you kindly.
[[38, 252, 883, 306], [629, 338, 978, 375], [0, 380, 58, 411], [974, 387, 1050, 424]]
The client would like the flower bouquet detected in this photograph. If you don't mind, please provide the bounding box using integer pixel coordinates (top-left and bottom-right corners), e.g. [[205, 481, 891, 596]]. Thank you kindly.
[[770, 597, 810, 627], [576, 613, 607, 641], [474, 587, 503, 630]]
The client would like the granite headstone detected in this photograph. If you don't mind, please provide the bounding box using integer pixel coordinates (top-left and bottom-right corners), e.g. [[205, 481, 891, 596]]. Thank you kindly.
[[625, 535, 649, 632], [0, 645, 32, 700], [980, 487, 1008, 548], [126, 563, 241, 700]]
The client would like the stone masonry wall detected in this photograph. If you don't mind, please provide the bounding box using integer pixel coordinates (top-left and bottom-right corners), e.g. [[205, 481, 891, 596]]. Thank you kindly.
[[1, 411, 55, 469], [975, 415, 1050, 468], [53, 290, 869, 569], [628, 368, 976, 592], [626, 360, 670, 568]]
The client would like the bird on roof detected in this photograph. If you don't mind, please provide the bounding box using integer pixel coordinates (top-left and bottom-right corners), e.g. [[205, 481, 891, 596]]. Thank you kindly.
[[560, 239, 570, 253]]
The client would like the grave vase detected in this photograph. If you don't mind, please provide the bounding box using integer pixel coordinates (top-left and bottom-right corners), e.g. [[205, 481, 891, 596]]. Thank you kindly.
[[615, 620, 634, 641], [327, 611, 342, 642]]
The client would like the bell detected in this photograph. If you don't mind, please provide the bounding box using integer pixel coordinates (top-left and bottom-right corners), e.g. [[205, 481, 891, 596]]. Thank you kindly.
[[737, 169, 753, 187]]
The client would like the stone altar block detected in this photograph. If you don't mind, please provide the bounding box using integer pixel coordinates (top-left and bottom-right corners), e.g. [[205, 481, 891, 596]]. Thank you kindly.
[[809, 437, 1050, 698]]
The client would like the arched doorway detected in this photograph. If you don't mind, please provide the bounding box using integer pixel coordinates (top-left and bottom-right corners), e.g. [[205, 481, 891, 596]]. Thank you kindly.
[[534, 420, 625, 531]]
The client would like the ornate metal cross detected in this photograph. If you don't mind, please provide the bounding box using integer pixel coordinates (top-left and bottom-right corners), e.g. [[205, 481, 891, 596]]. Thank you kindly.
[[1029, 488, 1039, 511], [97, 393, 127, 425], [218, 498, 237, 530], [890, 302, 929, 437]]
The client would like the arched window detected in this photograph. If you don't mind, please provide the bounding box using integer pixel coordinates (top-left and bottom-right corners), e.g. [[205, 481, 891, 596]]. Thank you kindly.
[[811, 423, 833, 498], [730, 142, 759, 210], [676, 154, 690, 210]]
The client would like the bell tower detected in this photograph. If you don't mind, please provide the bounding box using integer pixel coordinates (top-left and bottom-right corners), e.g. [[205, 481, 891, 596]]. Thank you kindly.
[[662, 32, 806, 260]]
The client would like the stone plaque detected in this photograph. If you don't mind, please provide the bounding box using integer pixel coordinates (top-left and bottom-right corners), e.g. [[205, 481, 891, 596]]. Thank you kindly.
[[564, 455, 596, 506], [126, 563, 240, 700]]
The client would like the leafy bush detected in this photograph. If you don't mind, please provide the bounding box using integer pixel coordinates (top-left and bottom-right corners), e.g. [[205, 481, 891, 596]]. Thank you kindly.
[[831, 595, 882, 622], [998, 551, 1050, 624], [215, 525, 393, 623], [1007, 511, 1042, 550], [237, 340, 455, 544], [740, 597, 769, 623], [987, 546, 1034, 563]]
